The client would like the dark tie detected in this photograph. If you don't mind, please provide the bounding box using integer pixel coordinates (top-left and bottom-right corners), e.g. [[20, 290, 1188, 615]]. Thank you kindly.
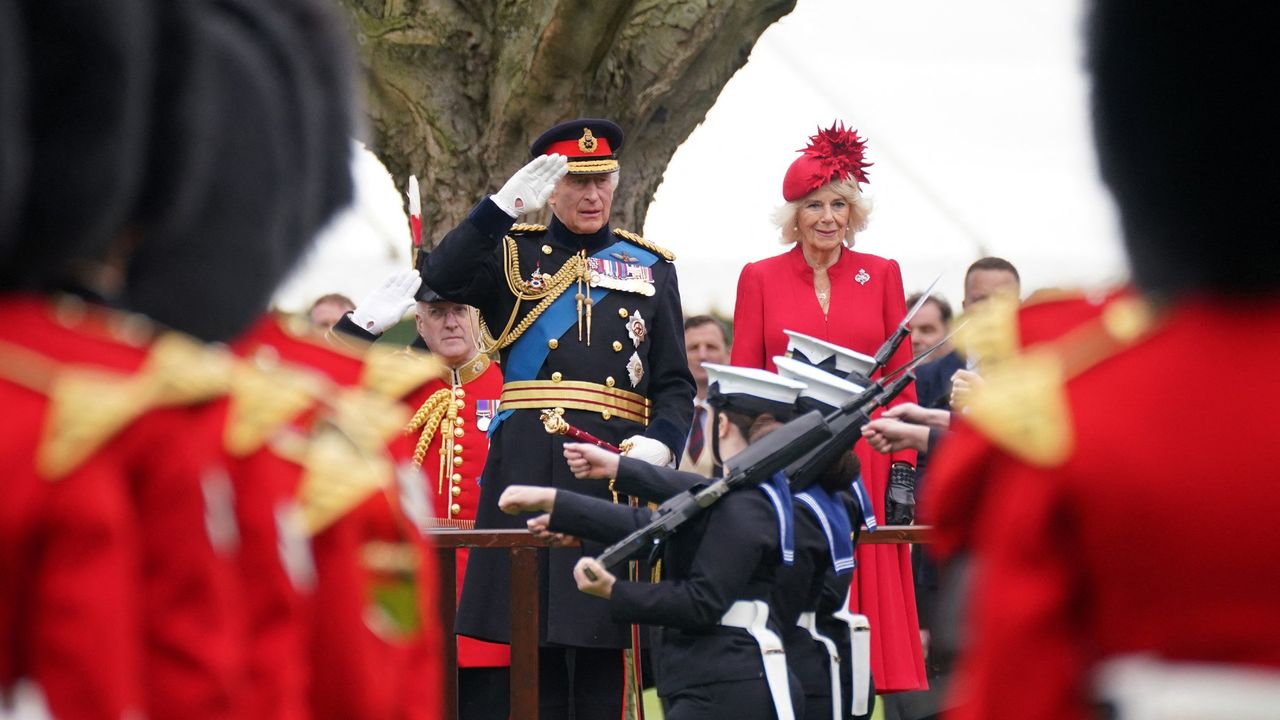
[[687, 404, 707, 462]]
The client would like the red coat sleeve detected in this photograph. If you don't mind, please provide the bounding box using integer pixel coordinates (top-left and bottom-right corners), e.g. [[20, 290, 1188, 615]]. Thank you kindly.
[[730, 261, 767, 370], [881, 259, 917, 467]]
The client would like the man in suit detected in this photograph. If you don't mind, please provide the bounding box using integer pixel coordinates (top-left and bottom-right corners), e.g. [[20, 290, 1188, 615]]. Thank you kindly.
[[679, 314, 730, 476]]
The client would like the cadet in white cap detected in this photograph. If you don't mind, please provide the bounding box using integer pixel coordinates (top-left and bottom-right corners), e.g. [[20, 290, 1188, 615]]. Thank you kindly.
[[785, 330, 877, 385], [501, 363, 810, 720]]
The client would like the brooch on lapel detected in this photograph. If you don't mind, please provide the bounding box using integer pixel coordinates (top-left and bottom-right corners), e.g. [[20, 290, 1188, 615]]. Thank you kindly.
[[855, 268, 871, 285]]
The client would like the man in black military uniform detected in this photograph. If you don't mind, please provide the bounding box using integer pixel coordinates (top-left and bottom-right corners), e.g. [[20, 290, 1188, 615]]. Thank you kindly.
[[423, 118, 694, 719]]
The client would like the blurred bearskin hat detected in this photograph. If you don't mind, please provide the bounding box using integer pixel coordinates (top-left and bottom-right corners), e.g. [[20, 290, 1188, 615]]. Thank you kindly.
[[0, 0, 359, 341], [1089, 2, 1280, 296]]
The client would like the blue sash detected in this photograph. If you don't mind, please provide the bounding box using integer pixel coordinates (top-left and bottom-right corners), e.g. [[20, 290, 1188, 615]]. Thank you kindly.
[[487, 238, 659, 437], [757, 471, 795, 566], [794, 486, 856, 573]]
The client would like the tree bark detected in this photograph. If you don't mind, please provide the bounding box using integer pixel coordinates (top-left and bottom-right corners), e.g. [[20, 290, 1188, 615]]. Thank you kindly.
[[337, 0, 796, 244]]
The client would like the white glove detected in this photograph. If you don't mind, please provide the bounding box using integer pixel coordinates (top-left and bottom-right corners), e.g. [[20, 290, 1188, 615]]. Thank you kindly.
[[621, 435, 673, 467], [491, 154, 568, 217], [349, 268, 422, 334]]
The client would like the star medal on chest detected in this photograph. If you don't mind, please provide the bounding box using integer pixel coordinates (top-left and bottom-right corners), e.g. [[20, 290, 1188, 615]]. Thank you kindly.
[[475, 399, 499, 432], [855, 268, 871, 285], [528, 261, 546, 290], [626, 309, 647, 347], [627, 352, 644, 387]]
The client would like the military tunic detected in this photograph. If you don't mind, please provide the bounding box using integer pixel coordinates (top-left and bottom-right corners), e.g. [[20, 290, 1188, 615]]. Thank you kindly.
[[926, 293, 1280, 720], [401, 353, 511, 667], [235, 315, 448, 720], [0, 295, 242, 720], [424, 198, 694, 650]]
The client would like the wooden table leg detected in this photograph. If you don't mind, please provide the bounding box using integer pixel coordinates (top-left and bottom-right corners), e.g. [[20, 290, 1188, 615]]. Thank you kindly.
[[509, 547, 540, 717], [438, 547, 458, 719]]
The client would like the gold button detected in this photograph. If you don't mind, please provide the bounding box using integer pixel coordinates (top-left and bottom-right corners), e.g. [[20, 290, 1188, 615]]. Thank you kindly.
[[451, 473, 462, 484], [454, 387, 466, 399], [455, 399, 465, 409], [601, 410, 612, 420], [606, 376, 616, 387], [618, 308, 629, 318], [450, 503, 461, 515], [551, 372, 562, 382], [548, 339, 559, 350], [612, 341, 622, 352], [451, 486, 462, 497], [453, 443, 464, 454], [453, 427, 464, 438], [455, 417, 465, 427], [452, 455, 464, 466], [541, 244, 552, 255]]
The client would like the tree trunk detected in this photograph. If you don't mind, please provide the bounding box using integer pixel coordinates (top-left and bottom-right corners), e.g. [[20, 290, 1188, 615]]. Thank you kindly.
[[338, 0, 796, 244]]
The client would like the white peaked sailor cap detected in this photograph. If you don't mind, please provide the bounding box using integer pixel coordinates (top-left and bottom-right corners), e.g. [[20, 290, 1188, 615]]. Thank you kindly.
[[773, 355, 867, 412], [784, 330, 876, 379], [704, 363, 808, 420]]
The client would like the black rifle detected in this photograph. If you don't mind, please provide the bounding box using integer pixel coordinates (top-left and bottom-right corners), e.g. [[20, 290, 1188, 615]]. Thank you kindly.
[[592, 370, 914, 571]]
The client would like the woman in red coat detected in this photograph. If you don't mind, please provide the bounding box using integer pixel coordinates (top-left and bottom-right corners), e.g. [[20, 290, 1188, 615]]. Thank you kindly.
[[730, 122, 927, 694]]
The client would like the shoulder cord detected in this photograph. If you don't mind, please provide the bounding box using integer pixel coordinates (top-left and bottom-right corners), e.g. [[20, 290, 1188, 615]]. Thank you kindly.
[[477, 236, 587, 354]]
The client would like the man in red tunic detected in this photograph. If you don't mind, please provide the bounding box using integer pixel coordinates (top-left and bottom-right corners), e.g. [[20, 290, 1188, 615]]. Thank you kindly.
[[926, 3, 1280, 719]]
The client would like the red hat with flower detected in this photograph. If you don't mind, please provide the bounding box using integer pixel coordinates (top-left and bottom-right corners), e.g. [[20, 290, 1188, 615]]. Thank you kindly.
[[781, 121, 872, 201]]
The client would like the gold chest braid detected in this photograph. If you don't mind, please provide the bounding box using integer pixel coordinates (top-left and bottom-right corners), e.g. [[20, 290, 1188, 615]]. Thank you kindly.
[[479, 228, 673, 354]]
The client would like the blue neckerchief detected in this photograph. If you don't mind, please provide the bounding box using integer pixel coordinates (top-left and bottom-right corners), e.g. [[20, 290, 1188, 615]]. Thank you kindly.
[[850, 474, 877, 531], [757, 471, 795, 566], [794, 486, 856, 573], [487, 232, 659, 437]]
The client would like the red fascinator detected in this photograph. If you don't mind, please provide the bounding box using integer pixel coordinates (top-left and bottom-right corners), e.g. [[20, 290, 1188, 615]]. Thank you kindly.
[[781, 121, 872, 201]]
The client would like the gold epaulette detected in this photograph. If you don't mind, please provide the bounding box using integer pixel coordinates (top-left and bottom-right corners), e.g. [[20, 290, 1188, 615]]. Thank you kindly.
[[964, 296, 1157, 467], [361, 345, 446, 400], [288, 388, 410, 536], [38, 333, 234, 479], [225, 361, 329, 457], [509, 223, 547, 234], [613, 228, 675, 262], [953, 290, 1020, 370]]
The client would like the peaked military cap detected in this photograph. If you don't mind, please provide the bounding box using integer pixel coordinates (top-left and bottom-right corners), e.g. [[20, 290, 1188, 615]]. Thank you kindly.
[[530, 118, 624, 174], [785, 330, 876, 381]]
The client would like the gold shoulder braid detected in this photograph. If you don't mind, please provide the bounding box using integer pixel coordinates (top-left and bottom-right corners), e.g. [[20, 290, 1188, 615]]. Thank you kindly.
[[965, 296, 1157, 467], [953, 290, 1021, 371], [613, 228, 675, 262], [225, 361, 329, 457], [292, 388, 410, 536], [510, 223, 547, 234], [37, 333, 234, 480], [361, 345, 446, 400]]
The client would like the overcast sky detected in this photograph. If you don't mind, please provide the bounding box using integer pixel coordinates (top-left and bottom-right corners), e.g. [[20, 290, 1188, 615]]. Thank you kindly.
[[277, 0, 1128, 317], [643, 0, 1128, 315]]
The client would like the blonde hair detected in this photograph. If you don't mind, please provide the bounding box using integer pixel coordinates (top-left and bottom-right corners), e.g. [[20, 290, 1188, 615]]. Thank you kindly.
[[772, 176, 872, 246]]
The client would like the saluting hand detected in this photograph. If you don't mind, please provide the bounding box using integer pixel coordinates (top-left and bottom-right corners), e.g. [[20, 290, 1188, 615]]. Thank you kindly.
[[563, 442, 620, 479], [491, 154, 569, 217], [573, 557, 616, 599]]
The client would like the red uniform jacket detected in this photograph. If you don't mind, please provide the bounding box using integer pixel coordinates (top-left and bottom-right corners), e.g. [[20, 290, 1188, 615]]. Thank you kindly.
[[0, 295, 241, 720], [927, 293, 1280, 720], [402, 353, 509, 668], [731, 245, 926, 692], [238, 316, 447, 720]]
